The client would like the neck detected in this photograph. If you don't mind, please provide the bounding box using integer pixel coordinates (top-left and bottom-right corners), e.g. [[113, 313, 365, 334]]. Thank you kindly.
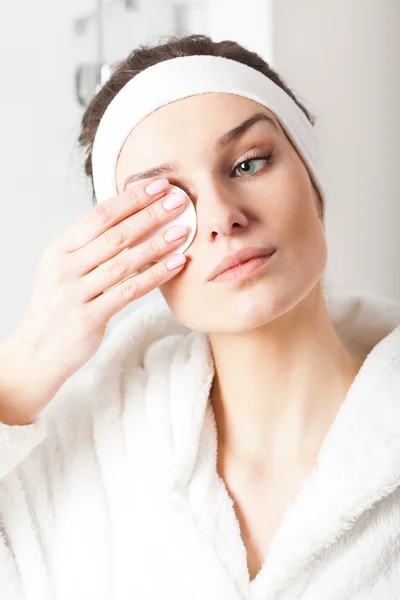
[[208, 285, 364, 471]]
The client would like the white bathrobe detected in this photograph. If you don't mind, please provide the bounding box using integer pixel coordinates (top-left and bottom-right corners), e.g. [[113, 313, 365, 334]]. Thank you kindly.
[[1, 289, 400, 600]]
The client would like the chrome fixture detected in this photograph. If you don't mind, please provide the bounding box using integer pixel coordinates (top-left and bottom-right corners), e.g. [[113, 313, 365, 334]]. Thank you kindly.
[[74, 0, 136, 107]]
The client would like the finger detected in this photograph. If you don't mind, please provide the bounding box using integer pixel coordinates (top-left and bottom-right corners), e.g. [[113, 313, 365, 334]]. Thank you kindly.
[[89, 253, 187, 322], [72, 190, 188, 278], [79, 225, 189, 302], [53, 178, 171, 254]]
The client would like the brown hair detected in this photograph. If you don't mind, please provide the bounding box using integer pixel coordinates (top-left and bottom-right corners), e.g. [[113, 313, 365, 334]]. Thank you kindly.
[[78, 33, 321, 215]]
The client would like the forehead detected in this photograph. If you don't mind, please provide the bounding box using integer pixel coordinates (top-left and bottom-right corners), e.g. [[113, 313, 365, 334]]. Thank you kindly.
[[121, 93, 281, 151], [115, 93, 283, 188]]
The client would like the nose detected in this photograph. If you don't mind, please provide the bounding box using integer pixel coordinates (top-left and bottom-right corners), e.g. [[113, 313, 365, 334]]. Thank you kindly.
[[196, 180, 249, 240]]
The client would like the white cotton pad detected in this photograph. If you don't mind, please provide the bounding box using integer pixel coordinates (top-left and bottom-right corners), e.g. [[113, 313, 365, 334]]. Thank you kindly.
[[126, 184, 197, 261]]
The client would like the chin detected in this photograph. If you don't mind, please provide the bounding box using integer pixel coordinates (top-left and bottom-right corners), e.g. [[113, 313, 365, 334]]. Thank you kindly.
[[164, 287, 278, 333], [202, 303, 276, 334], [230, 290, 274, 324]]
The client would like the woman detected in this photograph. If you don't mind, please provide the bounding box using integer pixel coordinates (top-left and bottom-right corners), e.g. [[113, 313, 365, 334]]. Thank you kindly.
[[1, 34, 400, 600]]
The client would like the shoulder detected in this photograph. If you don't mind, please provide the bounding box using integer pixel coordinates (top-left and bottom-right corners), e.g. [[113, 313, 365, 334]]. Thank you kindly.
[[92, 298, 193, 374], [325, 289, 400, 359], [72, 299, 211, 420]]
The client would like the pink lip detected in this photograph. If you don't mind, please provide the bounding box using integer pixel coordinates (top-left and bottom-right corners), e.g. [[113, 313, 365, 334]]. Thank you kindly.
[[207, 246, 276, 282]]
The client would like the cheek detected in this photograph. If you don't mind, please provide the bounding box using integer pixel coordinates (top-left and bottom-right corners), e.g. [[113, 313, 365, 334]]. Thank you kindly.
[[272, 163, 317, 229], [159, 259, 202, 318], [159, 267, 188, 304], [259, 157, 301, 208], [286, 193, 327, 276]]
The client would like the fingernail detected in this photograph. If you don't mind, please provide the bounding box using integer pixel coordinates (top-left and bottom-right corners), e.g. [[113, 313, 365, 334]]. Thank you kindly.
[[164, 225, 189, 242], [162, 191, 187, 211], [166, 255, 187, 270], [145, 178, 170, 195]]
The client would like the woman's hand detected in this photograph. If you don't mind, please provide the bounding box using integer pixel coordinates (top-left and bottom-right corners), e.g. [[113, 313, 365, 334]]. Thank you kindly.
[[0, 178, 189, 424]]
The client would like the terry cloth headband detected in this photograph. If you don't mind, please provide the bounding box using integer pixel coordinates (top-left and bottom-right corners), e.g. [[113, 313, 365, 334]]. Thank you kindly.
[[92, 54, 328, 259]]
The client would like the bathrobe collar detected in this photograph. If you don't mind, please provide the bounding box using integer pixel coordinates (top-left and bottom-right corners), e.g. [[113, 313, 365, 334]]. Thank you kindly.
[[97, 289, 400, 599]]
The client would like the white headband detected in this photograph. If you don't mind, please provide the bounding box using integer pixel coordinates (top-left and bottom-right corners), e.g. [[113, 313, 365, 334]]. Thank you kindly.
[[91, 55, 328, 260], [92, 54, 328, 204]]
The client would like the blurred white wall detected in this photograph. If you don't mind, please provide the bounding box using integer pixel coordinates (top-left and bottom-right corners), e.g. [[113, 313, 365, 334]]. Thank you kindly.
[[206, 0, 273, 62], [273, 0, 400, 300], [0, 0, 175, 340], [0, 0, 399, 342]]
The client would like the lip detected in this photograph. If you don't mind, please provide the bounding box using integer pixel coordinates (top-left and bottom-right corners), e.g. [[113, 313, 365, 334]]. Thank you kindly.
[[207, 246, 276, 282]]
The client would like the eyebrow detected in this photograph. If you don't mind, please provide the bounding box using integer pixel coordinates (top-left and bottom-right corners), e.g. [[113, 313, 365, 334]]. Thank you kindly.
[[122, 112, 280, 190]]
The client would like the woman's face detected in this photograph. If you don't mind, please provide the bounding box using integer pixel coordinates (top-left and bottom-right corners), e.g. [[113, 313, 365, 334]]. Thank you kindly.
[[115, 92, 327, 333]]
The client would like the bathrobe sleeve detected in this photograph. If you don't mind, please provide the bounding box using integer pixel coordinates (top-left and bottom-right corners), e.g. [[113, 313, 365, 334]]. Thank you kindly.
[[0, 334, 130, 600], [0, 299, 171, 482], [0, 410, 47, 481], [0, 361, 95, 482]]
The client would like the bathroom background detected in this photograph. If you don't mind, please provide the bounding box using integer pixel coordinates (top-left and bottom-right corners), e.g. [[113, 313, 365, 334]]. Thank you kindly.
[[0, 0, 399, 340]]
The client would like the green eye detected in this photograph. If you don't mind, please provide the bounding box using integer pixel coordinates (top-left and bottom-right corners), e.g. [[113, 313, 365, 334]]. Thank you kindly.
[[233, 153, 273, 178]]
